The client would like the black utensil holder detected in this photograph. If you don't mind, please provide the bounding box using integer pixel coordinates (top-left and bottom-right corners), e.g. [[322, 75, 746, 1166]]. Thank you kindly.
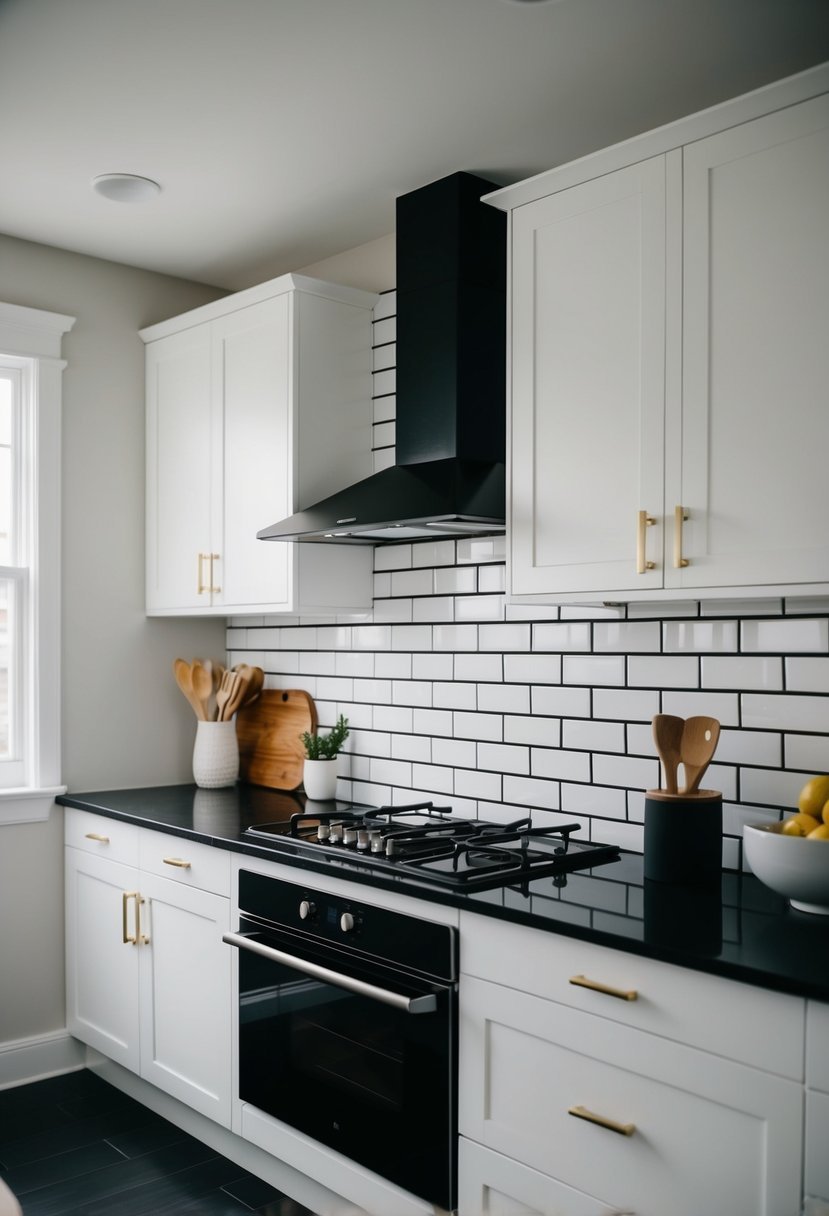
[[643, 790, 723, 886]]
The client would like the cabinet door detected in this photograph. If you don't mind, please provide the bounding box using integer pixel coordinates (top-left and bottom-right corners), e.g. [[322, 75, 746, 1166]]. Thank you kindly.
[[65, 848, 140, 1072], [138, 871, 232, 1127], [510, 156, 668, 598], [214, 297, 294, 612], [677, 93, 829, 590], [146, 326, 217, 612], [460, 974, 802, 1216]]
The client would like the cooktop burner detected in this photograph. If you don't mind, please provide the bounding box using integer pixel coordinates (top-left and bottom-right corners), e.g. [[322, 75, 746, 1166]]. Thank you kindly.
[[245, 801, 621, 892]]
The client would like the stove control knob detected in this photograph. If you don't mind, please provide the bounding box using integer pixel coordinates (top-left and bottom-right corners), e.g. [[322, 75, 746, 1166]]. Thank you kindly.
[[340, 911, 355, 934], [299, 900, 316, 921]]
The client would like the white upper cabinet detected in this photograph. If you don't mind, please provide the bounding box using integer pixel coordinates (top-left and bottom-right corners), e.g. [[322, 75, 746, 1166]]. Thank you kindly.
[[492, 65, 829, 603], [142, 274, 377, 616]]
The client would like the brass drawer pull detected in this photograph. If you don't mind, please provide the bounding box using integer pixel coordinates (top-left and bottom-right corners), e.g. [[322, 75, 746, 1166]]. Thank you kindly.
[[636, 510, 655, 574], [674, 504, 689, 568], [568, 1105, 636, 1137], [163, 857, 192, 869], [122, 891, 138, 945], [570, 974, 638, 1002], [85, 832, 110, 843]]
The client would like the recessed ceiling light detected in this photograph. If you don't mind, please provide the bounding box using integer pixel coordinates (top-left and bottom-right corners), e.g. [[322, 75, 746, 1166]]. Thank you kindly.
[[92, 173, 161, 203]]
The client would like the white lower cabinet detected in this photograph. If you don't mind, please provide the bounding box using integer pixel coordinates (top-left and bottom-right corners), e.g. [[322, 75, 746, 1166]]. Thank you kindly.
[[65, 812, 232, 1128], [458, 914, 805, 1216], [805, 1002, 829, 1207]]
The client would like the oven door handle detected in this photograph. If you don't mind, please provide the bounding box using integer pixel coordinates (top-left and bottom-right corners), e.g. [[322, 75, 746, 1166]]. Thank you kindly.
[[222, 931, 438, 1015]]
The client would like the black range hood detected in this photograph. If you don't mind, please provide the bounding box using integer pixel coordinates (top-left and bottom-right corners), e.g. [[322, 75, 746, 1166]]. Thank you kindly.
[[258, 171, 506, 544]]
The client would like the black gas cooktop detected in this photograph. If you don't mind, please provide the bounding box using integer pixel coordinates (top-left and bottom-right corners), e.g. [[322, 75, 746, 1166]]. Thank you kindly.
[[244, 801, 621, 893]]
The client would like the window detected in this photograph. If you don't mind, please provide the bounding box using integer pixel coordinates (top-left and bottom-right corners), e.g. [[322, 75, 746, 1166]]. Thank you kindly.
[[0, 302, 75, 823]]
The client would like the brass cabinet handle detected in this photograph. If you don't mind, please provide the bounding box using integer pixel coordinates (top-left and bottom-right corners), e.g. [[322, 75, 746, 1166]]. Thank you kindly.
[[209, 553, 221, 595], [636, 511, 655, 574], [570, 974, 638, 1002], [122, 891, 138, 945], [136, 894, 149, 945], [674, 505, 689, 568], [85, 832, 110, 843], [197, 552, 209, 595], [163, 857, 192, 869], [568, 1105, 636, 1137]]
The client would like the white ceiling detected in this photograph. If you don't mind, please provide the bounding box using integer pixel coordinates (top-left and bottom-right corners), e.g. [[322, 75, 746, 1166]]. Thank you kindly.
[[1, 0, 827, 291]]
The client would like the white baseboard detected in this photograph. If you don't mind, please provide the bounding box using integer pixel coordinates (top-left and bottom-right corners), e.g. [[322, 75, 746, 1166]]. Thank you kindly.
[[0, 1029, 85, 1091]]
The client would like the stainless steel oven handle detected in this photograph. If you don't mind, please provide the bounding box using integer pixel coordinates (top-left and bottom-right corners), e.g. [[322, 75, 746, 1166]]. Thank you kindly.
[[222, 931, 438, 1015]]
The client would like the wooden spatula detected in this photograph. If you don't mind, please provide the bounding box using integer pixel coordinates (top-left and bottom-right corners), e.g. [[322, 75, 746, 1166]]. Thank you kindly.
[[680, 716, 721, 794], [652, 714, 684, 795]]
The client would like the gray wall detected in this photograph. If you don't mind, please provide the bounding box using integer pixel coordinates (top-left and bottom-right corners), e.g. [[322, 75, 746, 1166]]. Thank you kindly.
[[0, 234, 227, 1045]]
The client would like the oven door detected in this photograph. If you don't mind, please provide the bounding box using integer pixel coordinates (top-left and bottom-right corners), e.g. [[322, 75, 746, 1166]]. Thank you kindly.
[[224, 917, 456, 1210]]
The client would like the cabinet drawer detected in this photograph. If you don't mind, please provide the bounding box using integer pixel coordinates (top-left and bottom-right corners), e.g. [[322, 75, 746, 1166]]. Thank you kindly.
[[460, 912, 804, 1079], [460, 974, 802, 1216], [138, 828, 230, 896], [458, 1137, 619, 1216], [64, 808, 139, 866]]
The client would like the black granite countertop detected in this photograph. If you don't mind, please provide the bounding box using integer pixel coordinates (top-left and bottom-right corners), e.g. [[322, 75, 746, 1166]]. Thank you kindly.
[[57, 783, 829, 1003]]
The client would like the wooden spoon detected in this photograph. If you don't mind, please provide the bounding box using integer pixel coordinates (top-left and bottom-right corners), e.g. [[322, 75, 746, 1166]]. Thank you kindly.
[[173, 658, 206, 721], [215, 669, 241, 722], [191, 660, 213, 721], [223, 668, 253, 721], [652, 714, 684, 795], [680, 716, 721, 794]]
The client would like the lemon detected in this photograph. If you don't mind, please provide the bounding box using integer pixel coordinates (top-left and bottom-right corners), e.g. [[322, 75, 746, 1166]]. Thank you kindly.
[[823, 799, 829, 826], [798, 775, 829, 817], [807, 823, 829, 840], [781, 813, 816, 836]]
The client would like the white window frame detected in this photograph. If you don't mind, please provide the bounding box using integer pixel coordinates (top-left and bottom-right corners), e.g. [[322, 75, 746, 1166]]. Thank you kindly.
[[0, 302, 75, 824]]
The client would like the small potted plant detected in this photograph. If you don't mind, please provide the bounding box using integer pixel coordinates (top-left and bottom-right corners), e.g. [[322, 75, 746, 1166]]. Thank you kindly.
[[300, 714, 349, 801]]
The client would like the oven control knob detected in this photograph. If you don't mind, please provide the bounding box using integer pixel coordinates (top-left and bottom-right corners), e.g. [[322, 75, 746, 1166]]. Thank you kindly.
[[339, 911, 355, 934], [299, 900, 316, 921]]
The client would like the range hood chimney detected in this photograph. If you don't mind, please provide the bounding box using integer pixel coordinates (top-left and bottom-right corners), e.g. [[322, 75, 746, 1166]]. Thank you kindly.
[[257, 172, 506, 544]]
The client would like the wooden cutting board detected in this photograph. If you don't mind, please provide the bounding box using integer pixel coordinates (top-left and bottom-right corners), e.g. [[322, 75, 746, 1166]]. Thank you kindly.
[[236, 689, 318, 790]]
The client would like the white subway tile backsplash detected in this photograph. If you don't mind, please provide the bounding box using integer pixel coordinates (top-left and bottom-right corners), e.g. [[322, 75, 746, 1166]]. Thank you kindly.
[[742, 616, 829, 653], [592, 688, 660, 722], [701, 655, 782, 691], [532, 747, 591, 782], [784, 733, 829, 771], [562, 718, 626, 753], [563, 654, 625, 686], [532, 621, 591, 652], [412, 596, 455, 623], [373, 421, 395, 449], [455, 653, 503, 682], [454, 594, 505, 622], [593, 621, 660, 653], [375, 652, 412, 679], [663, 620, 739, 653], [504, 714, 561, 748], [628, 654, 699, 689], [434, 565, 477, 595], [478, 742, 530, 775], [433, 681, 477, 710], [226, 300, 829, 866], [785, 657, 829, 693]]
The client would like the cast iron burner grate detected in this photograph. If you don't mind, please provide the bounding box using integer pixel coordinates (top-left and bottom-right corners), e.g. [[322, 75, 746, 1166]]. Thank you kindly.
[[245, 801, 620, 891]]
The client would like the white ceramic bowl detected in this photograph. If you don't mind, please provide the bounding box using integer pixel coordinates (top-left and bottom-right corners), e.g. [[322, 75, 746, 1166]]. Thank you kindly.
[[743, 822, 829, 915]]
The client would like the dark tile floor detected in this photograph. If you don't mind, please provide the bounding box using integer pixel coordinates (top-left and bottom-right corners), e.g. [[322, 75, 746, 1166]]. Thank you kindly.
[[0, 1070, 317, 1215]]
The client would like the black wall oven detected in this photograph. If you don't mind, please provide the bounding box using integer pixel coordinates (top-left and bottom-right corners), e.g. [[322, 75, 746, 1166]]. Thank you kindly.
[[224, 870, 458, 1211]]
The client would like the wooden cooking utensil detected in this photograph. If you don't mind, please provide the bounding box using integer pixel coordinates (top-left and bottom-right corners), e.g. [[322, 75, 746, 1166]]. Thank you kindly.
[[190, 660, 213, 721], [216, 669, 241, 721], [652, 714, 684, 795], [173, 658, 206, 721], [223, 667, 253, 721], [680, 716, 721, 794]]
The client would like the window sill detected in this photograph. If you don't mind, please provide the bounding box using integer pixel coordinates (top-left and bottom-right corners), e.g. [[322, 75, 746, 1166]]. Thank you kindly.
[[0, 786, 67, 825]]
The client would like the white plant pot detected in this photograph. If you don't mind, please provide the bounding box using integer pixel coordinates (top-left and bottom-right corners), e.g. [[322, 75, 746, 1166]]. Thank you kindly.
[[192, 720, 239, 789], [303, 757, 339, 801]]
